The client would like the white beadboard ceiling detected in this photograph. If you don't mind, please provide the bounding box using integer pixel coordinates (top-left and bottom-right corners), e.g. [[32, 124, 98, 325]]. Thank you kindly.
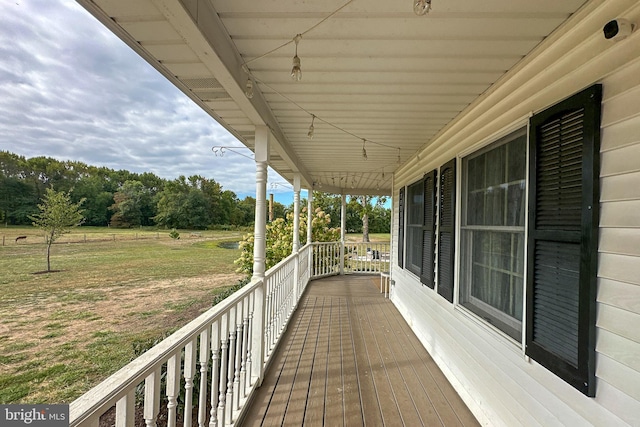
[[77, 0, 587, 195]]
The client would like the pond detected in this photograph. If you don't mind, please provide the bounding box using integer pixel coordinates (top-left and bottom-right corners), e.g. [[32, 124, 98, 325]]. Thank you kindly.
[[218, 241, 240, 250]]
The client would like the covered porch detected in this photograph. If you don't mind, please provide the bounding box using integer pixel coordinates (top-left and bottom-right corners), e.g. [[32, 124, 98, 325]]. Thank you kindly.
[[67, 0, 640, 425], [69, 245, 478, 426], [243, 275, 478, 426]]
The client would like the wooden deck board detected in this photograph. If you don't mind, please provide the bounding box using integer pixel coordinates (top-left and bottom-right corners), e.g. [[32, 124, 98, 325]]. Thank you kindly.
[[240, 276, 479, 427]]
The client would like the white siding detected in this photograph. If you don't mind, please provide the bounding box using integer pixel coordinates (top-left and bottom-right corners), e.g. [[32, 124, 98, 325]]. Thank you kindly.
[[596, 57, 640, 425], [390, 1, 640, 425]]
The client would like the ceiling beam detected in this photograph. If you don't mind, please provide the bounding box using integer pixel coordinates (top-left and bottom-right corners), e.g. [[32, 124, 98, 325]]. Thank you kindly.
[[151, 0, 314, 188]]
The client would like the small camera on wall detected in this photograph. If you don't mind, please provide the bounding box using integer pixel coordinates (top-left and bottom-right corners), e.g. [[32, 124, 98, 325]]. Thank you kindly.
[[603, 19, 634, 41]]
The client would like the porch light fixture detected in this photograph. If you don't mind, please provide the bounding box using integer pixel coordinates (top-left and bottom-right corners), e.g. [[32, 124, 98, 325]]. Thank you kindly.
[[291, 34, 302, 81], [362, 139, 368, 160], [308, 115, 315, 139], [244, 78, 254, 99], [397, 148, 402, 165], [413, 0, 432, 15]]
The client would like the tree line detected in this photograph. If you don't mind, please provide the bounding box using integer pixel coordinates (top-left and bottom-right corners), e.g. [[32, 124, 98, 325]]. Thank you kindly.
[[0, 151, 265, 229], [0, 151, 390, 233]]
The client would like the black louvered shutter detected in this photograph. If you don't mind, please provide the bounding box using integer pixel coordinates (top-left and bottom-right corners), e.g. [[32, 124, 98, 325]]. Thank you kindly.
[[420, 170, 437, 288], [526, 84, 601, 396], [398, 187, 405, 268], [437, 159, 456, 302]]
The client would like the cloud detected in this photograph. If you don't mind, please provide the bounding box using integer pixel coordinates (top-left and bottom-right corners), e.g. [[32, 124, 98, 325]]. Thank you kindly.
[[0, 0, 281, 197]]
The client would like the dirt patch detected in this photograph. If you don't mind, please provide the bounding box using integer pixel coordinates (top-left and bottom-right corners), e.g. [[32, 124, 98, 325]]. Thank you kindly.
[[0, 273, 242, 376]]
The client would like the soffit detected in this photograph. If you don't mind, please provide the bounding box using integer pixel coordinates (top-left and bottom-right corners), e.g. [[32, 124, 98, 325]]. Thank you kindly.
[[79, 0, 588, 194]]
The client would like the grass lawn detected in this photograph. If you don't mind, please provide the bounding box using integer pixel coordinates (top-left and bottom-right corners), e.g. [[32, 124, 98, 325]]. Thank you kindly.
[[0, 226, 246, 404], [344, 233, 390, 243]]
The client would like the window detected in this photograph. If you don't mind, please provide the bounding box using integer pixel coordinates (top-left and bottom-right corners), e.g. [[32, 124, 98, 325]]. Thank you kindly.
[[460, 129, 527, 340], [405, 179, 424, 276], [526, 84, 601, 396], [398, 187, 405, 268], [396, 85, 600, 396], [401, 163, 454, 297]]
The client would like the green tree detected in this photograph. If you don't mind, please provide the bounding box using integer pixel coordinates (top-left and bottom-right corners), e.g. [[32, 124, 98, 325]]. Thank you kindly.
[[109, 180, 150, 227], [312, 192, 342, 228], [349, 195, 388, 242], [29, 188, 85, 272]]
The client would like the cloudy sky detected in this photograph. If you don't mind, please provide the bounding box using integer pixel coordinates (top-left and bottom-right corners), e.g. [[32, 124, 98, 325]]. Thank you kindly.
[[0, 0, 298, 203]]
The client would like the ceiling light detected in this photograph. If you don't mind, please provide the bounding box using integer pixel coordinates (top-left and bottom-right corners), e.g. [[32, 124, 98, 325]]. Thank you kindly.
[[362, 139, 368, 160], [245, 78, 254, 99], [308, 115, 315, 139], [413, 0, 432, 16], [291, 34, 302, 81]]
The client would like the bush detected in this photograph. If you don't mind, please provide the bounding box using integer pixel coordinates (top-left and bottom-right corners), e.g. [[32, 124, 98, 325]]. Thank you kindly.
[[235, 207, 339, 275]]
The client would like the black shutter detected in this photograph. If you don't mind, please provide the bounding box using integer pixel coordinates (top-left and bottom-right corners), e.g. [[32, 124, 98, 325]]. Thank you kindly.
[[420, 170, 437, 288], [437, 159, 456, 302], [398, 187, 405, 268], [526, 84, 601, 396]]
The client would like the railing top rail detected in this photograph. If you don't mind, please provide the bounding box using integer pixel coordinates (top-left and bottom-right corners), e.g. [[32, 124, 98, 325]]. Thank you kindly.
[[70, 276, 263, 425]]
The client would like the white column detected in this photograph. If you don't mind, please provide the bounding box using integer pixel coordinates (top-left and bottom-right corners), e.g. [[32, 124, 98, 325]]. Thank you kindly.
[[306, 190, 313, 244], [251, 126, 269, 386], [292, 174, 301, 253], [252, 126, 270, 280], [340, 193, 346, 275]]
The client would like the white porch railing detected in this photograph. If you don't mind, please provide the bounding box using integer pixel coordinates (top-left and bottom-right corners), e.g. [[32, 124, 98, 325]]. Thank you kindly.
[[69, 240, 388, 427]]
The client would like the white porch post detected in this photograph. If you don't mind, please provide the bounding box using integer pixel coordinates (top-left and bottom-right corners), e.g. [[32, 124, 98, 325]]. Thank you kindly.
[[292, 174, 301, 253], [340, 193, 346, 275], [251, 125, 269, 385], [307, 189, 314, 278], [292, 174, 301, 303], [307, 190, 313, 244]]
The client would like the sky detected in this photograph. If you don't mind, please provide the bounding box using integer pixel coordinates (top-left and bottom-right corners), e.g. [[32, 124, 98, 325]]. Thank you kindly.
[[0, 0, 301, 204]]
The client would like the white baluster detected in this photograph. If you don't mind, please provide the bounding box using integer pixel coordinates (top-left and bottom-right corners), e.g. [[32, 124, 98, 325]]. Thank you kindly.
[[183, 339, 196, 427], [226, 307, 236, 425], [234, 300, 243, 412], [240, 295, 250, 398], [198, 329, 210, 427], [246, 291, 255, 390], [209, 321, 220, 427], [217, 313, 229, 426], [144, 368, 161, 427], [115, 389, 134, 427], [166, 353, 181, 427]]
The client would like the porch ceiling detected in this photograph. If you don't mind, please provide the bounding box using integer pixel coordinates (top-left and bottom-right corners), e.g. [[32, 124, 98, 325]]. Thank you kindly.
[[77, 0, 587, 195]]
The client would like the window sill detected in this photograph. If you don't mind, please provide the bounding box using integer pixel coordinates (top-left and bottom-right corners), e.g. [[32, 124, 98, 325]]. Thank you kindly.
[[453, 303, 525, 358]]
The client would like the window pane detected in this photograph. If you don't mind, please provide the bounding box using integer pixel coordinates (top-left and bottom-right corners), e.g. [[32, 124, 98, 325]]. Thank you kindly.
[[406, 180, 423, 275], [460, 128, 526, 340]]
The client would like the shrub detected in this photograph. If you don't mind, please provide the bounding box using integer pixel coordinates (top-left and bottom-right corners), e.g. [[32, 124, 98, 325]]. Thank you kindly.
[[235, 207, 339, 275]]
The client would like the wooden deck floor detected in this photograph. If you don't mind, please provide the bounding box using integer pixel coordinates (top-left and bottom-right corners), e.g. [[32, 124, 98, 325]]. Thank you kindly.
[[240, 275, 479, 427]]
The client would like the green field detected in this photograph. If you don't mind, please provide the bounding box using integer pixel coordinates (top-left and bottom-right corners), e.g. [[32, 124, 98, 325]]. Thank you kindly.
[[0, 226, 246, 404]]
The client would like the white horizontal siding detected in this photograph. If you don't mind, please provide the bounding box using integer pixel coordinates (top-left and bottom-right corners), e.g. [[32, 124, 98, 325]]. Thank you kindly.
[[598, 278, 640, 313], [390, 2, 640, 425], [598, 51, 640, 424], [600, 171, 640, 202], [597, 329, 640, 373]]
